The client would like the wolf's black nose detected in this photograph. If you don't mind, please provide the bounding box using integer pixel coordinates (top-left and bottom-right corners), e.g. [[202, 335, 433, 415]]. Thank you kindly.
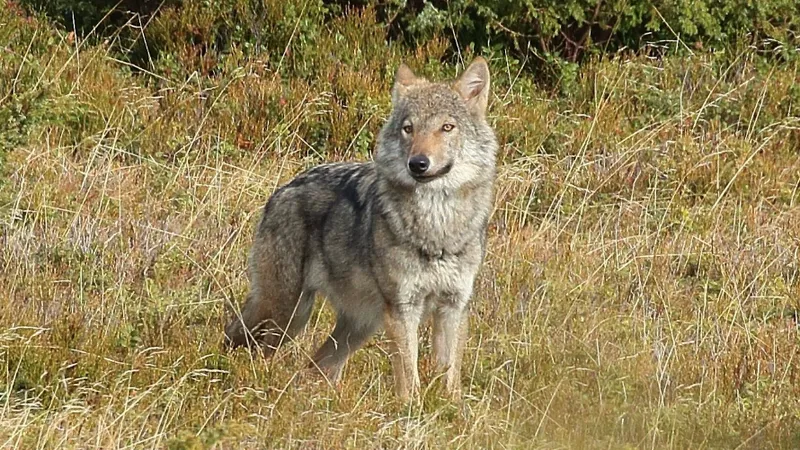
[[408, 155, 430, 175]]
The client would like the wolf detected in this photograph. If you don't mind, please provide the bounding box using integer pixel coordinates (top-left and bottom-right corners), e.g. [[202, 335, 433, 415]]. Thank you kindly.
[[224, 57, 498, 400]]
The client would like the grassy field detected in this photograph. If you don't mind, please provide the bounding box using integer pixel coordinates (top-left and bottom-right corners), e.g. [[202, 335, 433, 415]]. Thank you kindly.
[[2, 2, 800, 448]]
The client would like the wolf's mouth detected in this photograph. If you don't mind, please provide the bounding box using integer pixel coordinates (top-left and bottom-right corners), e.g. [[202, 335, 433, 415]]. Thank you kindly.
[[410, 162, 453, 183]]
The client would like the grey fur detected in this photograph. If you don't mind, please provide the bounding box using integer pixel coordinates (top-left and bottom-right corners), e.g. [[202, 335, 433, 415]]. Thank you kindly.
[[224, 57, 498, 400]]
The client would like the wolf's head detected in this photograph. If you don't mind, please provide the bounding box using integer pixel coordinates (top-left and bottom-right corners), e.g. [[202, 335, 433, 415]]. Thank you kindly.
[[375, 57, 498, 191]]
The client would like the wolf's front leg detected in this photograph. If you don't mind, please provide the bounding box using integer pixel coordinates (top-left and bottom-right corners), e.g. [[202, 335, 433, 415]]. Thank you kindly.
[[432, 300, 470, 400], [383, 306, 422, 401]]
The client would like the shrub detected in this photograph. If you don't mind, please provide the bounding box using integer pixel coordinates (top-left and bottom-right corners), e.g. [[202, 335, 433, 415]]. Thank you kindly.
[[16, 0, 175, 36], [378, 0, 800, 61], [17, 0, 800, 83]]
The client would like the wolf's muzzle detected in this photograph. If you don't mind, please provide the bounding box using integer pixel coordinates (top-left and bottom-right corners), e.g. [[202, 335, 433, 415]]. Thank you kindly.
[[409, 161, 453, 183]]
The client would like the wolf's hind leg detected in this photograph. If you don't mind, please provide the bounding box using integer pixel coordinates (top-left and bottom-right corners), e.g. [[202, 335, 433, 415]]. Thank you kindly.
[[310, 313, 379, 383]]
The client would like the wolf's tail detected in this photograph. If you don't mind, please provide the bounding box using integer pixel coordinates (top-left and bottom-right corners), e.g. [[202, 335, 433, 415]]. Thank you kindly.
[[223, 287, 315, 354]]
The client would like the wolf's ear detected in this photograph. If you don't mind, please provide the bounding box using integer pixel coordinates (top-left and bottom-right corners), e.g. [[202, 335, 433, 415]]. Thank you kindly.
[[455, 57, 490, 117], [392, 63, 419, 101], [395, 63, 419, 87]]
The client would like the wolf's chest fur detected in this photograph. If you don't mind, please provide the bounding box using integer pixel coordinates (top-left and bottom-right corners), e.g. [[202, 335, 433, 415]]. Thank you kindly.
[[371, 183, 490, 304], [381, 185, 488, 254]]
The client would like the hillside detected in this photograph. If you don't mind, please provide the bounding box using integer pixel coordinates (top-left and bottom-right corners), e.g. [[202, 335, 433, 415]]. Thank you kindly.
[[1, 2, 799, 448]]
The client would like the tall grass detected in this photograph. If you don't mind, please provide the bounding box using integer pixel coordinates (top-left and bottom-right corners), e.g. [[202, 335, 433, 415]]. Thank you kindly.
[[1, 2, 799, 448]]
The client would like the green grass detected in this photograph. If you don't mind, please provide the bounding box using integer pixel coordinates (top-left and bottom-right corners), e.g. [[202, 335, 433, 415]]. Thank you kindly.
[[2, 2, 800, 449]]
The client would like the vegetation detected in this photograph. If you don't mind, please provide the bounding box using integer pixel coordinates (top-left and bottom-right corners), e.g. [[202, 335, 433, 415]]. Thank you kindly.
[[1, 0, 799, 448]]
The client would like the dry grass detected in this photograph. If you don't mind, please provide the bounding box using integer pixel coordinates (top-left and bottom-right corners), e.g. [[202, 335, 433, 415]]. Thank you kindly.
[[1, 3, 800, 449]]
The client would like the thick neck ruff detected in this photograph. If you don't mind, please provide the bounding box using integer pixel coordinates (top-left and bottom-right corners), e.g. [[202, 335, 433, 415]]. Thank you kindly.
[[373, 169, 492, 260]]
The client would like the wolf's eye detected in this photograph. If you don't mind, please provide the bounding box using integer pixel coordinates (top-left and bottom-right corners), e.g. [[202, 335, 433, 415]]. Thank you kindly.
[[442, 123, 455, 132], [402, 125, 413, 134]]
